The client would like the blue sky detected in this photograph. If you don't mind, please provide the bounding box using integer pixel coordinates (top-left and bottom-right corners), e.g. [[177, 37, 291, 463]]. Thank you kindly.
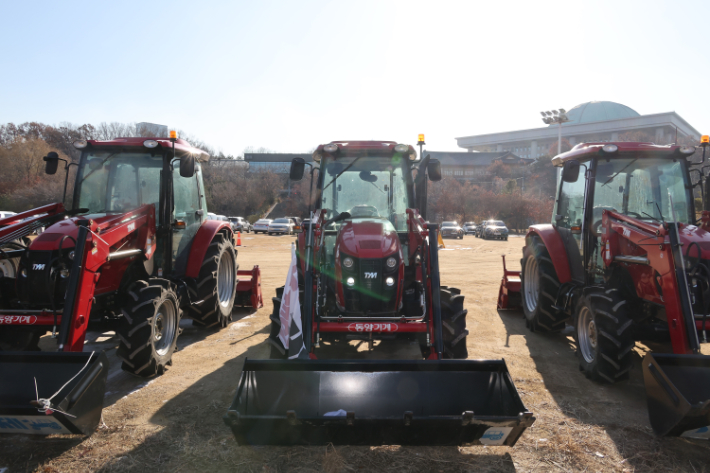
[[1, 0, 708, 156]]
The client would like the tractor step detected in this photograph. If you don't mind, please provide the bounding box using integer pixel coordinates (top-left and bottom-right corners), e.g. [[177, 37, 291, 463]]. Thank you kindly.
[[224, 358, 534, 446], [0, 351, 109, 435], [643, 353, 710, 436]]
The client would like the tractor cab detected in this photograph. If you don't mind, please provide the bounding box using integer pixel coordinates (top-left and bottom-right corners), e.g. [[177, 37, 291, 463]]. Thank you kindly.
[[68, 137, 209, 276], [553, 142, 696, 284]]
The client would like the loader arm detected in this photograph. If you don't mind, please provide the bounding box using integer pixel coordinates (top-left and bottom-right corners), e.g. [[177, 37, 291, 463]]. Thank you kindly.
[[0, 203, 67, 246], [601, 209, 701, 355]]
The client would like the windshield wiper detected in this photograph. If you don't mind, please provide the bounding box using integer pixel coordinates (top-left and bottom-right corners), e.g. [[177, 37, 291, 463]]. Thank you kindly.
[[323, 156, 362, 191], [602, 158, 637, 187]]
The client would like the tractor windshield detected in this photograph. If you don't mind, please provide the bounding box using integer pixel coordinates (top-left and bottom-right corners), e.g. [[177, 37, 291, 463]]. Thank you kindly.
[[593, 157, 693, 223], [75, 151, 163, 219], [320, 155, 412, 231]]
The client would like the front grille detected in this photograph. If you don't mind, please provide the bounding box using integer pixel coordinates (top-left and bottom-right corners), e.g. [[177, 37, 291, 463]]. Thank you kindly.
[[342, 257, 397, 315]]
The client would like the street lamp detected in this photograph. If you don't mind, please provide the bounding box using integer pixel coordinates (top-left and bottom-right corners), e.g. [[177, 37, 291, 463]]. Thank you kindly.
[[540, 108, 570, 156]]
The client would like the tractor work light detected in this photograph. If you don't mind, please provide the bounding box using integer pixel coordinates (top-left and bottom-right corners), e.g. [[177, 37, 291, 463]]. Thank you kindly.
[[73, 140, 88, 149], [324, 144, 339, 153], [680, 146, 696, 155], [347, 277, 355, 286], [602, 144, 619, 153], [343, 257, 354, 269], [143, 140, 159, 148], [386, 257, 397, 268], [386, 277, 395, 286], [394, 144, 409, 153]]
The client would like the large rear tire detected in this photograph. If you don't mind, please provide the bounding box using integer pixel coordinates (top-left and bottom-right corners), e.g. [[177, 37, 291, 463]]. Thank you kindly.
[[189, 233, 237, 329], [521, 236, 566, 332], [574, 289, 634, 383], [117, 278, 181, 377], [440, 286, 468, 359]]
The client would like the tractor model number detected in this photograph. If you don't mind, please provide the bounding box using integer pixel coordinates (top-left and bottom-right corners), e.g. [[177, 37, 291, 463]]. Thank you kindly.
[[348, 322, 398, 332], [0, 315, 38, 325]]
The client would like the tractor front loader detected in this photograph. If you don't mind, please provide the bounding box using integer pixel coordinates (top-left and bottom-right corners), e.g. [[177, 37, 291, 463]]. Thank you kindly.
[[225, 141, 534, 446], [0, 136, 262, 435], [498, 140, 710, 437]]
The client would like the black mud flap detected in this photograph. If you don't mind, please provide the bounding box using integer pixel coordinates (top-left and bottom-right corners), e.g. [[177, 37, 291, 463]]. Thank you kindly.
[[0, 351, 109, 435], [643, 353, 710, 437], [224, 358, 535, 446]]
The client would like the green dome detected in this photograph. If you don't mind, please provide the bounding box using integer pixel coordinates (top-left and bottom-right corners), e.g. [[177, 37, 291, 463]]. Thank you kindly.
[[560, 101, 640, 125]]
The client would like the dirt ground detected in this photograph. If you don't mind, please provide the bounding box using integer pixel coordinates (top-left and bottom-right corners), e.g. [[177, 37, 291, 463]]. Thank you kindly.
[[2, 233, 710, 473]]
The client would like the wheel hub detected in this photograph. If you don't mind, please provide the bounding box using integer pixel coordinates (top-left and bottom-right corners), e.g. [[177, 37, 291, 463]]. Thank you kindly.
[[523, 255, 539, 313], [578, 306, 598, 364]]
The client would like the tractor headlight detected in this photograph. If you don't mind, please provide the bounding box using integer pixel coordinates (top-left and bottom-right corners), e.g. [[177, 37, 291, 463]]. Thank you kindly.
[[324, 144, 339, 153], [602, 144, 618, 153], [347, 277, 355, 286], [394, 144, 409, 153], [73, 140, 88, 149], [68, 250, 75, 260], [143, 140, 159, 149], [60, 268, 70, 278], [386, 277, 395, 286], [343, 257, 354, 269], [386, 257, 397, 268]]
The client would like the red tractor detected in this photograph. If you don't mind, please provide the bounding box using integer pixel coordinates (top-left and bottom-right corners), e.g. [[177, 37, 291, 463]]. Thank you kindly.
[[0, 136, 262, 435], [499, 141, 710, 436], [224, 141, 534, 447]]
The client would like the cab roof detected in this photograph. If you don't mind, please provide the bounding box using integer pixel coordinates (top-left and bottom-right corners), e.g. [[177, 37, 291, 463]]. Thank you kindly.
[[86, 137, 210, 161], [551, 142, 696, 167], [313, 140, 416, 160]]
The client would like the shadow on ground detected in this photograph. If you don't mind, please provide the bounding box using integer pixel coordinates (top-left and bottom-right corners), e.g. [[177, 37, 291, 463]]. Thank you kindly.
[[497, 307, 710, 472]]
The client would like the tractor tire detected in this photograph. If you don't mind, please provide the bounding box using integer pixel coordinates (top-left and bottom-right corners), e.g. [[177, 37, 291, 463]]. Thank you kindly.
[[521, 235, 566, 332], [0, 240, 25, 279], [574, 288, 634, 383], [440, 286, 468, 359], [268, 287, 288, 359], [117, 278, 181, 377], [189, 233, 237, 329]]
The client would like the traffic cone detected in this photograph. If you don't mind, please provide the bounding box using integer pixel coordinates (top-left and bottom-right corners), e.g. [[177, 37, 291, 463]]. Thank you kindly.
[[237, 231, 242, 246]]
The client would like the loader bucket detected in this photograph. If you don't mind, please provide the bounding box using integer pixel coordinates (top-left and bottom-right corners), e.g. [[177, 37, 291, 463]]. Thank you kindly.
[[224, 358, 535, 446], [236, 265, 263, 308], [0, 351, 109, 435], [497, 255, 521, 310], [642, 353, 710, 437]]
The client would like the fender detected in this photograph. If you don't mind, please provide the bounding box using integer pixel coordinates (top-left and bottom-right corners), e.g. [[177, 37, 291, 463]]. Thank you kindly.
[[527, 224, 571, 284], [185, 220, 234, 278]]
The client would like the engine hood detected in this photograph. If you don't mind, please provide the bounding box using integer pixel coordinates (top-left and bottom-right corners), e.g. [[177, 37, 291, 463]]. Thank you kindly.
[[29, 213, 131, 251], [337, 218, 399, 259]]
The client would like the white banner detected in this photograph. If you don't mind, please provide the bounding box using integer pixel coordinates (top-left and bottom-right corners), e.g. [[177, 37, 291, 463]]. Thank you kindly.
[[279, 244, 305, 358]]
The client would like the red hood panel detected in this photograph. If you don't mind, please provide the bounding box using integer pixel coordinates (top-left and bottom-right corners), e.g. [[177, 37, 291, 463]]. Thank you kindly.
[[338, 218, 399, 259], [29, 213, 128, 251]]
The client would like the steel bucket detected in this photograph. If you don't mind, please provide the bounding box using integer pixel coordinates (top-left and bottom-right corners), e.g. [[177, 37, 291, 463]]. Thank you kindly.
[[224, 358, 534, 446], [643, 353, 710, 437], [0, 351, 109, 435]]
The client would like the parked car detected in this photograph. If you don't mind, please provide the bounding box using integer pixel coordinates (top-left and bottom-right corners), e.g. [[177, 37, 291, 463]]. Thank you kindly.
[[229, 216, 252, 233], [253, 219, 273, 234], [463, 222, 477, 235], [268, 217, 296, 235], [481, 219, 509, 240], [440, 221, 464, 239]]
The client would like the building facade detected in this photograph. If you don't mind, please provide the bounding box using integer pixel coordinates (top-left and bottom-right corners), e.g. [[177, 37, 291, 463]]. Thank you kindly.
[[455, 101, 701, 158], [243, 153, 312, 173], [424, 151, 530, 180]]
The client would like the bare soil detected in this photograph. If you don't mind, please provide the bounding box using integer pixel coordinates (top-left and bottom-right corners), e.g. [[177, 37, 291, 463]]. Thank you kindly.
[[1, 233, 709, 472]]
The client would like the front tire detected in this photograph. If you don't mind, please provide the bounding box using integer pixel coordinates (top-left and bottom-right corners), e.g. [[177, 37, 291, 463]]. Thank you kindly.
[[574, 289, 634, 383], [189, 233, 237, 328], [521, 236, 566, 332], [117, 278, 181, 377], [440, 287, 468, 359]]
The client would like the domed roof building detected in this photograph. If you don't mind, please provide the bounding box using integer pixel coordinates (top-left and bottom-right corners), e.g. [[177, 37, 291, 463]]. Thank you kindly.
[[455, 101, 700, 160]]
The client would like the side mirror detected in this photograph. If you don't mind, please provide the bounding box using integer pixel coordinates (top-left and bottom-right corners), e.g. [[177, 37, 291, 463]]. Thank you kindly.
[[180, 155, 196, 178], [43, 152, 60, 175], [561, 160, 580, 183], [290, 158, 305, 181], [427, 159, 442, 182]]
